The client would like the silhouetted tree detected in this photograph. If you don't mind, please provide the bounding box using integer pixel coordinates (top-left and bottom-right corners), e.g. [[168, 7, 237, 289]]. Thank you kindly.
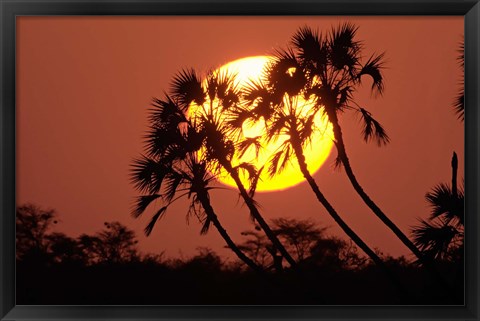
[[78, 222, 140, 264], [46, 232, 83, 264], [167, 69, 296, 267], [16, 204, 58, 262], [239, 218, 367, 271], [242, 24, 438, 271], [238, 45, 394, 277], [130, 92, 263, 273], [412, 152, 464, 261]]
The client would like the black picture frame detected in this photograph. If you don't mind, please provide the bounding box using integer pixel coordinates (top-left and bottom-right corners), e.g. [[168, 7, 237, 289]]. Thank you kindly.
[[1, 0, 479, 320]]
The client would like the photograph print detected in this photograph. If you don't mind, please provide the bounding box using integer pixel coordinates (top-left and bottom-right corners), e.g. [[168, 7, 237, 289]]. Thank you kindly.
[[16, 16, 464, 305]]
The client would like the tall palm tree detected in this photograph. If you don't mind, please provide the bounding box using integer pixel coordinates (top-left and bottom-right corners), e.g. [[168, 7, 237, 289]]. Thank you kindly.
[[411, 152, 464, 260], [238, 60, 408, 297], [130, 95, 263, 273], [267, 24, 436, 267], [170, 69, 297, 267]]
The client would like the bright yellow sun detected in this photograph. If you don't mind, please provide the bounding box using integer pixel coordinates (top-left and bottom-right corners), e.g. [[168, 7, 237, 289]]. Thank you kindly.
[[194, 56, 334, 192]]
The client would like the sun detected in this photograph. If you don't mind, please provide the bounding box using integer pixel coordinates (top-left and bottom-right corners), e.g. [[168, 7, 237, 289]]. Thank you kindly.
[[195, 56, 334, 192]]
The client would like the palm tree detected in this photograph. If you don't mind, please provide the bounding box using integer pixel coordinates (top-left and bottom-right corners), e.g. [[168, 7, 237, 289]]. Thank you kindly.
[[130, 95, 263, 273], [169, 69, 297, 267], [264, 24, 438, 267], [238, 60, 407, 297], [411, 152, 464, 260]]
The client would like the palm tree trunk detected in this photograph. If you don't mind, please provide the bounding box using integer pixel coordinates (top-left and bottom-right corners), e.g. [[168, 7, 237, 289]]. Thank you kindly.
[[289, 135, 410, 300], [196, 189, 265, 274], [221, 161, 297, 268], [329, 112, 432, 261], [328, 112, 456, 298]]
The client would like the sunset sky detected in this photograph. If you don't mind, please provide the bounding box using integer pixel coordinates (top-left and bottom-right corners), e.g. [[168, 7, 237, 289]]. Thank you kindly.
[[16, 16, 464, 261]]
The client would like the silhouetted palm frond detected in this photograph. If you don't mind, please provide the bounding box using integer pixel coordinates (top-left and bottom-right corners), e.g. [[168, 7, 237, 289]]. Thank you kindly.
[[328, 22, 361, 72], [144, 206, 168, 236], [171, 69, 205, 110], [411, 219, 459, 260], [357, 107, 390, 146], [150, 95, 186, 127], [200, 216, 212, 235], [454, 93, 464, 121], [163, 171, 185, 203], [426, 183, 464, 226], [267, 48, 307, 97], [130, 156, 167, 194], [242, 78, 276, 122], [206, 70, 240, 111], [292, 26, 327, 73], [248, 165, 264, 198], [267, 143, 292, 179], [358, 52, 386, 96], [454, 41, 464, 121], [131, 194, 162, 218], [237, 136, 262, 159]]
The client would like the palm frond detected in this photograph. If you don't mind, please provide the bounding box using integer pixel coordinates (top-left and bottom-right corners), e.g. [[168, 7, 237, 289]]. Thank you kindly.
[[328, 22, 361, 72], [292, 26, 327, 73], [454, 92, 464, 121], [226, 106, 254, 134], [143, 125, 181, 158], [266, 114, 288, 142], [144, 206, 168, 236], [235, 162, 257, 182], [358, 52, 386, 96], [357, 107, 390, 146], [426, 183, 464, 225], [268, 150, 284, 178], [278, 145, 292, 174], [249, 165, 264, 198], [242, 79, 275, 121], [299, 114, 315, 145], [150, 95, 186, 126], [171, 68, 205, 110], [237, 136, 262, 159], [453, 41, 464, 121], [163, 171, 184, 203], [333, 148, 343, 171], [267, 47, 306, 97], [131, 194, 161, 218], [200, 216, 212, 235], [130, 156, 167, 194], [411, 219, 459, 260]]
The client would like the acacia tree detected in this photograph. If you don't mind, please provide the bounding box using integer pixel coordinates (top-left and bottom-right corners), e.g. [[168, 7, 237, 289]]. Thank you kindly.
[[169, 69, 296, 267], [78, 222, 140, 264], [130, 93, 263, 273]]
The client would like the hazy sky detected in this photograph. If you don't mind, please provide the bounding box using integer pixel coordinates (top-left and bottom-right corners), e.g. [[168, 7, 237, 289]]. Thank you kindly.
[[17, 16, 463, 261]]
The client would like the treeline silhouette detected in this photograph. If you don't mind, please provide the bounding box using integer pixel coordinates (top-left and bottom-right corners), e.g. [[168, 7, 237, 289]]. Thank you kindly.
[[17, 204, 462, 305]]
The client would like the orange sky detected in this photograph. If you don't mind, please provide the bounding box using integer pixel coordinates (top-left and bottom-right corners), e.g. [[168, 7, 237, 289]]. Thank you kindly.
[[16, 16, 464, 261]]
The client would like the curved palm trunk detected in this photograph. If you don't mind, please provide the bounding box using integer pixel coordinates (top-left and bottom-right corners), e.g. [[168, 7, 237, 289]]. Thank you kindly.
[[329, 113, 457, 299], [222, 161, 297, 268], [290, 135, 409, 300], [329, 112, 431, 262], [196, 189, 265, 274]]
